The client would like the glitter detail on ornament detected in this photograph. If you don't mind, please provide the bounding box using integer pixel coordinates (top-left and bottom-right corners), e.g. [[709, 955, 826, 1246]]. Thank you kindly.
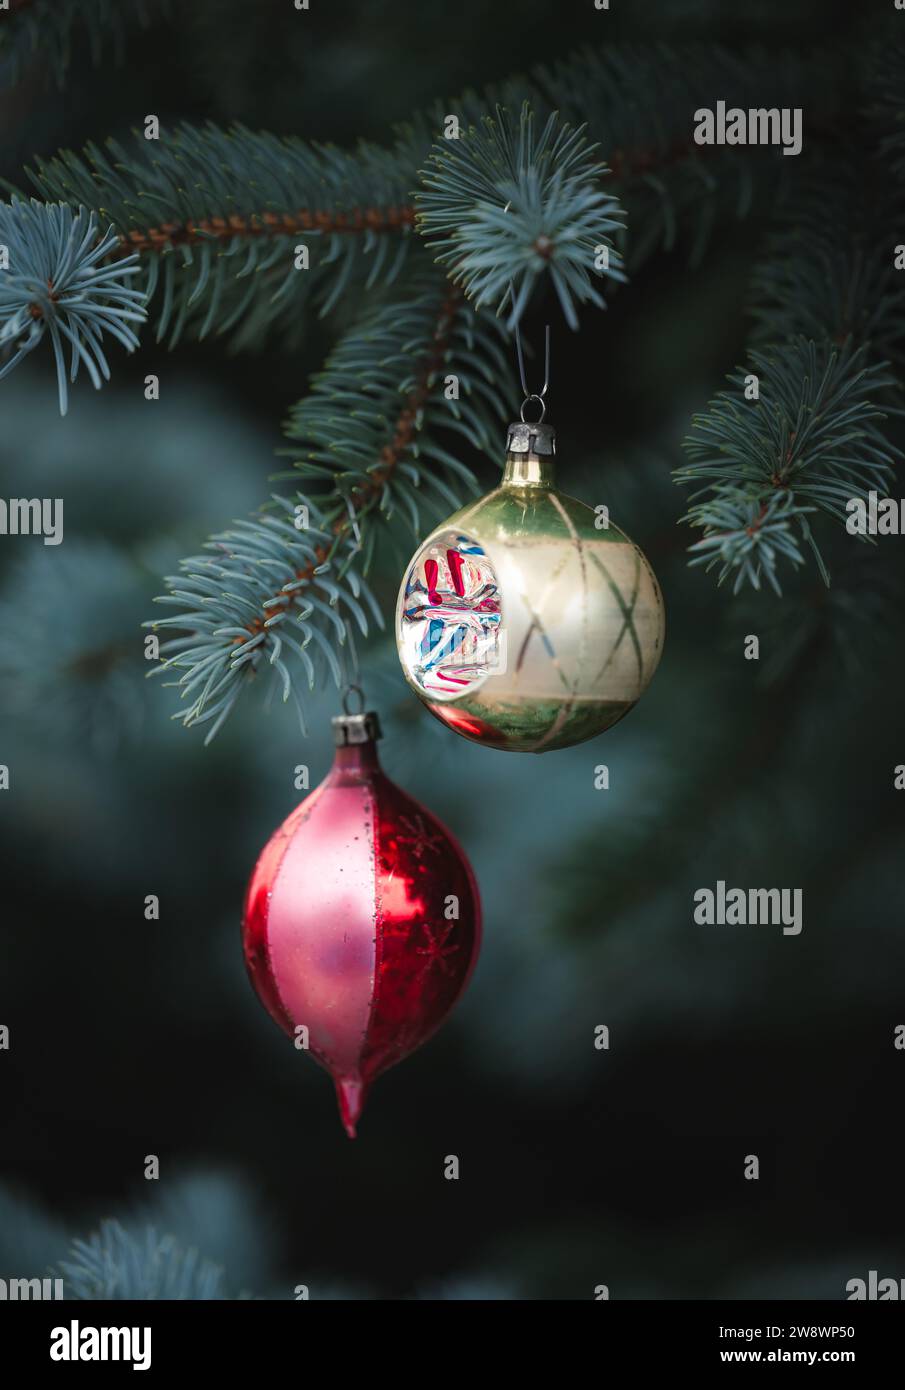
[[399, 529, 502, 699]]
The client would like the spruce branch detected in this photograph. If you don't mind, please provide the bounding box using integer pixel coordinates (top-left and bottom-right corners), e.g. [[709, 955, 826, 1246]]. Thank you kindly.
[[416, 104, 625, 329], [22, 38, 804, 369], [28, 124, 419, 351], [2, 34, 876, 683], [0, 199, 146, 414], [535, 43, 841, 269], [677, 339, 902, 593], [283, 272, 515, 554], [684, 488, 814, 596], [13, 41, 834, 400], [147, 496, 378, 744], [677, 142, 903, 595], [147, 279, 513, 740], [747, 161, 905, 364], [56, 1220, 227, 1300]]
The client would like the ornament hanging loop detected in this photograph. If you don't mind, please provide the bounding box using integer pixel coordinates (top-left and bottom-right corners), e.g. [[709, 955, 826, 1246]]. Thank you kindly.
[[341, 683, 366, 716], [520, 391, 547, 424]]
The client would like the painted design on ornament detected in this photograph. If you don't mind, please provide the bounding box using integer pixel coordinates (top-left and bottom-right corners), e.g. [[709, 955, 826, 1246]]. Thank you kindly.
[[590, 547, 645, 687], [415, 921, 460, 977], [399, 529, 501, 699], [397, 813, 443, 858], [396, 460, 666, 751]]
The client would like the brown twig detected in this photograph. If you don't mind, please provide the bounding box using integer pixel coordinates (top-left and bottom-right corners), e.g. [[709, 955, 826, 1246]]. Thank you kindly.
[[235, 284, 462, 644], [115, 206, 416, 257]]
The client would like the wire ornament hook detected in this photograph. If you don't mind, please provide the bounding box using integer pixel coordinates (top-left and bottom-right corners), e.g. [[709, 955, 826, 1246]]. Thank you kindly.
[[502, 200, 551, 424], [515, 324, 550, 423]]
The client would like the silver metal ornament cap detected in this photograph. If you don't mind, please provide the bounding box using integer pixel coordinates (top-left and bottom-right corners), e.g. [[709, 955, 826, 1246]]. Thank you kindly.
[[332, 710, 382, 746], [505, 420, 556, 457]]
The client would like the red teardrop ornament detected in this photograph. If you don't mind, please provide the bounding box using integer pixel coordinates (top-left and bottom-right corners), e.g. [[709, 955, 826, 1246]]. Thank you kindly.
[[242, 709, 481, 1138]]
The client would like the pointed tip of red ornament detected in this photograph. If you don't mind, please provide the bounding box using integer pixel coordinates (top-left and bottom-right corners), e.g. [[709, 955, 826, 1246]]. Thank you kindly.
[[335, 1076, 368, 1140]]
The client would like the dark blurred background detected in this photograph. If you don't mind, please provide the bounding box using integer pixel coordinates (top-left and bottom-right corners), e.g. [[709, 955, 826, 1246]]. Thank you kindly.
[[1, 0, 903, 1299]]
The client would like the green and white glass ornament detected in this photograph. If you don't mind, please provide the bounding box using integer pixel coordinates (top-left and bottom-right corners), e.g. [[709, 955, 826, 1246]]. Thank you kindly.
[[396, 410, 665, 753]]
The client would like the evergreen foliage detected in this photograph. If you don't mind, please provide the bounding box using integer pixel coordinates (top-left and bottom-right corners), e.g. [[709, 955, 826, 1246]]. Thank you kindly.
[[147, 279, 513, 736], [416, 104, 625, 326], [0, 23, 900, 732], [57, 1220, 228, 1300], [678, 341, 901, 592], [3, 4, 905, 1303], [0, 200, 145, 414]]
